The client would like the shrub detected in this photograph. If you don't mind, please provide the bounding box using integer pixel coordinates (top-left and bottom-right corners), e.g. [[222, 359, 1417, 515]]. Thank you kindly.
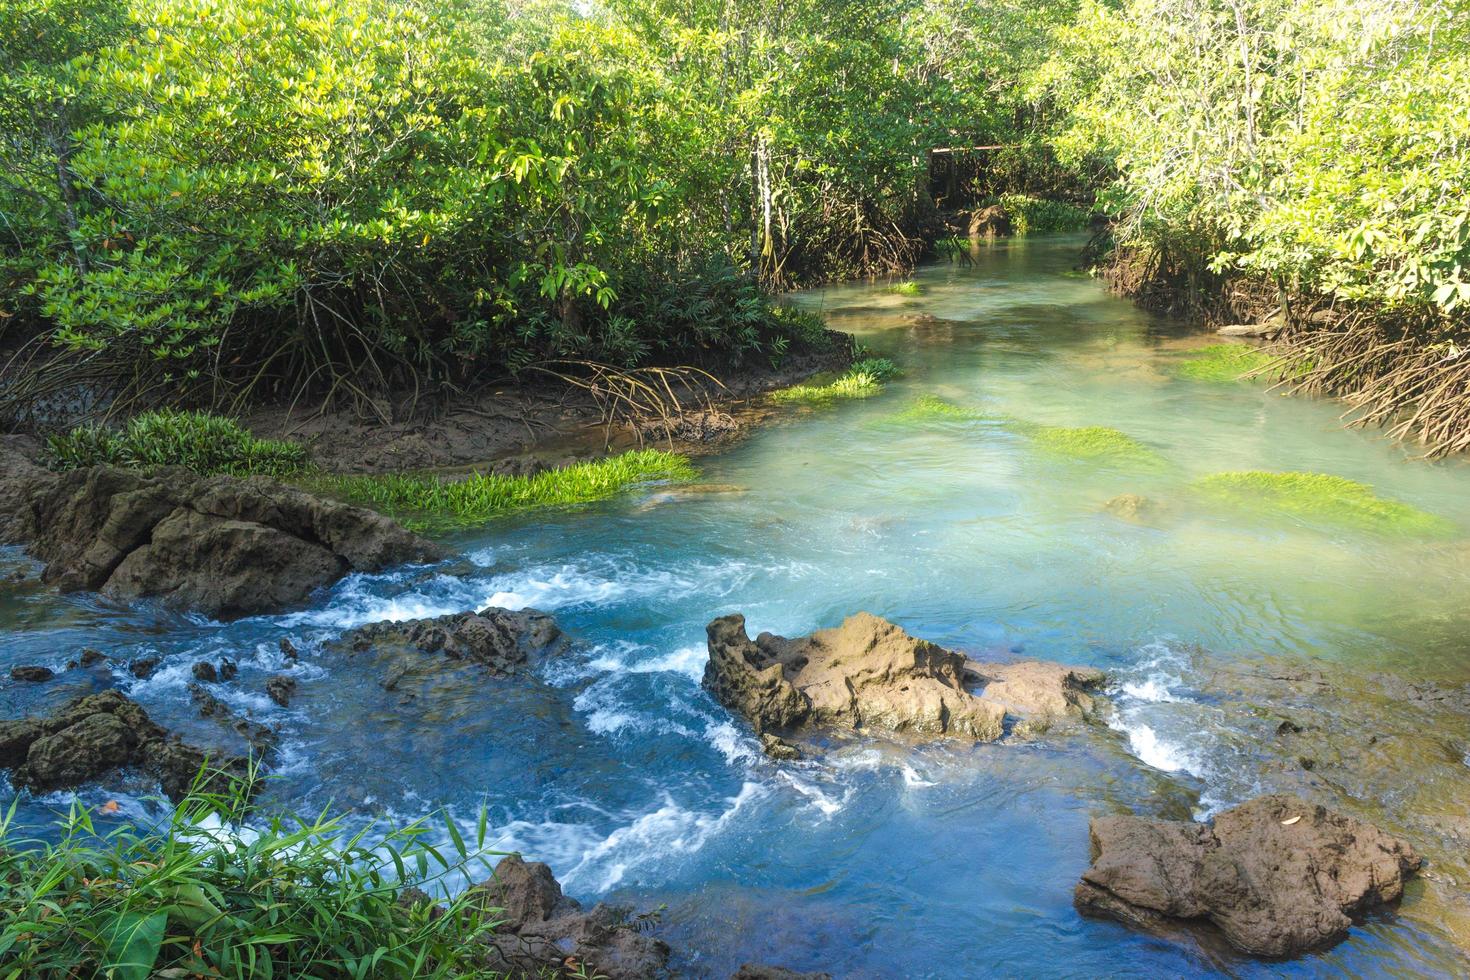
[[45, 410, 307, 476], [997, 194, 1092, 235], [0, 781, 501, 979], [320, 449, 696, 530]]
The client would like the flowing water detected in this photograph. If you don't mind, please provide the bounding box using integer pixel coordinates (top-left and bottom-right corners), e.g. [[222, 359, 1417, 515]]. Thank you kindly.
[[7, 237, 1470, 976]]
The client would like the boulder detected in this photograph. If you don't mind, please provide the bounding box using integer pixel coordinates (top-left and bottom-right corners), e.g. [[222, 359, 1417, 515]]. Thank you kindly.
[[264, 675, 296, 707], [9, 665, 55, 683], [733, 967, 832, 980], [0, 435, 57, 543], [189, 683, 275, 752], [469, 855, 670, 980], [1074, 794, 1420, 956], [336, 608, 564, 679], [0, 690, 247, 801], [18, 465, 441, 619], [703, 612, 1104, 751], [969, 204, 1013, 238]]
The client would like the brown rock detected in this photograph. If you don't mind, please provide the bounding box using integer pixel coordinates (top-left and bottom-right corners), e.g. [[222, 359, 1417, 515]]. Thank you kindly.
[[336, 608, 563, 677], [1075, 794, 1421, 956], [704, 612, 1105, 748], [9, 665, 55, 683], [19, 465, 441, 619], [733, 967, 832, 980], [264, 675, 296, 707], [0, 690, 246, 801]]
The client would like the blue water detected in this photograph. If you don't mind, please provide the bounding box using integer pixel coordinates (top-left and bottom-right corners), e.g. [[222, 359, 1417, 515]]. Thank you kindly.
[[6, 237, 1470, 976]]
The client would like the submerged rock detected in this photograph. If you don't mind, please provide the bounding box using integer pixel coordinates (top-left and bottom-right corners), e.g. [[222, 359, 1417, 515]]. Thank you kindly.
[[9, 665, 55, 683], [1074, 794, 1420, 956], [703, 612, 1104, 751], [17, 465, 441, 619], [733, 967, 832, 980], [1102, 493, 1163, 523], [336, 607, 564, 679], [0, 690, 247, 801], [469, 854, 670, 979]]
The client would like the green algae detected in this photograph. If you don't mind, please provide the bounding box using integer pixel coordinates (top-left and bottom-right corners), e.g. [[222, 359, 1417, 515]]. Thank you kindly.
[[1175, 343, 1276, 382], [1194, 470, 1455, 536], [316, 449, 696, 531], [1031, 425, 1165, 467], [889, 395, 988, 423], [769, 357, 898, 406], [888, 281, 922, 296]]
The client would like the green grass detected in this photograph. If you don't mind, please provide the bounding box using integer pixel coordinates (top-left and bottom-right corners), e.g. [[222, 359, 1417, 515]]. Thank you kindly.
[[768, 356, 899, 406], [1175, 343, 1276, 382], [888, 280, 922, 296], [1031, 425, 1165, 466], [46, 410, 307, 477], [889, 394, 988, 423], [318, 449, 696, 530], [0, 774, 500, 979], [1194, 471, 1455, 536]]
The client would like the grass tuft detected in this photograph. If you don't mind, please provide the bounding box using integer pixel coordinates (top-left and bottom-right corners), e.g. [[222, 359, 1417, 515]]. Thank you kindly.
[[769, 357, 899, 406], [1194, 470, 1455, 536], [0, 774, 500, 979], [888, 281, 922, 296], [1031, 424, 1165, 466], [318, 449, 696, 530], [45, 410, 307, 477], [1175, 344, 1276, 382]]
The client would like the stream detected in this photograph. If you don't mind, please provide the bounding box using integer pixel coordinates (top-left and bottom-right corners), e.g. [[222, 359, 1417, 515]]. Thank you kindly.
[[6, 237, 1470, 976]]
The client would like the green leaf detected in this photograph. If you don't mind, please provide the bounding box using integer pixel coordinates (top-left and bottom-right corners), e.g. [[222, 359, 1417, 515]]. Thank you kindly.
[[102, 910, 167, 980]]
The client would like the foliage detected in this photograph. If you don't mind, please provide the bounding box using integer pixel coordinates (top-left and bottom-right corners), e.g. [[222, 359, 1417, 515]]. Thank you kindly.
[[319, 449, 696, 529], [769, 357, 898, 406], [45, 410, 307, 475], [1031, 424, 1164, 465], [1195, 471, 1455, 536], [997, 194, 1091, 235], [1174, 344, 1276, 383], [0, 781, 502, 979], [1044, 0, 1470, 316]]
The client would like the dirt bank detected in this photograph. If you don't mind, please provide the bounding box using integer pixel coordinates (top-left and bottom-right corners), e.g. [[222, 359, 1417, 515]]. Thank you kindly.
[[243, 338, 855, 475]]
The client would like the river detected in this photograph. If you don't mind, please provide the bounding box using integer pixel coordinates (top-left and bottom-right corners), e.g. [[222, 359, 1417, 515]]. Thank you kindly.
[[5, 236, 1470, 976]]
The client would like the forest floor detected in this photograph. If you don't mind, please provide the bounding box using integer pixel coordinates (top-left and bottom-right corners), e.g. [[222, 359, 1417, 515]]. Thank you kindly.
[[240, 337, 855, 476]]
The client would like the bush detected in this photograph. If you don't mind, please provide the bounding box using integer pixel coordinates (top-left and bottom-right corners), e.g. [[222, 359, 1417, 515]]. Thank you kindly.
[[997, 194, 1092, 235], [46, 410, 307, 476], [0, 781, 501, 979]]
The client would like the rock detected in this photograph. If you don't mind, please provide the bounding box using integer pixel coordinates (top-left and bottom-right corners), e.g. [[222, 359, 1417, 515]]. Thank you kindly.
[[968, 204, 1012, 238], [192, 661, 218, 682], [0, 436, 57, 544], [469, 855, 670, 980], [129, 655, 162, 679], [1216, 323, 1278, 338], [0, 690, 246, 800], [963, 660, 1104, 721], [218, 659, 238, 681], [336, 608, 564, 678], [704, 612, 1104, 750], [189, 683, 274, 751], [264, 675, 296, 707], [279, 637, 298, 659], [733, 966, 832, 980], [760, 733, 802, 761], [1074, 794, 1420, 956], [78, 648, 106, 667], [9, 665, 55, 683], [17, 465, 442, 619], [1103, 493, 1162, 522]]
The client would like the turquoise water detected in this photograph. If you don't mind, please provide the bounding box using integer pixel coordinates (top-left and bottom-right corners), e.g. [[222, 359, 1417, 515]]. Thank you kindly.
[[6, 237, 1470, 976]]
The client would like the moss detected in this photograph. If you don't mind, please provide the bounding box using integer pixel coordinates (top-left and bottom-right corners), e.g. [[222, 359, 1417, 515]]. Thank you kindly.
[[1175, 344, 1275, 382], [1031, 425, 1165, 466], [1194, 471, 1455, 536], [889, 395, 987, 423], [315, 449, 696, 531], [888, 280, 922, 296], [769, 357, 898, 406]]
